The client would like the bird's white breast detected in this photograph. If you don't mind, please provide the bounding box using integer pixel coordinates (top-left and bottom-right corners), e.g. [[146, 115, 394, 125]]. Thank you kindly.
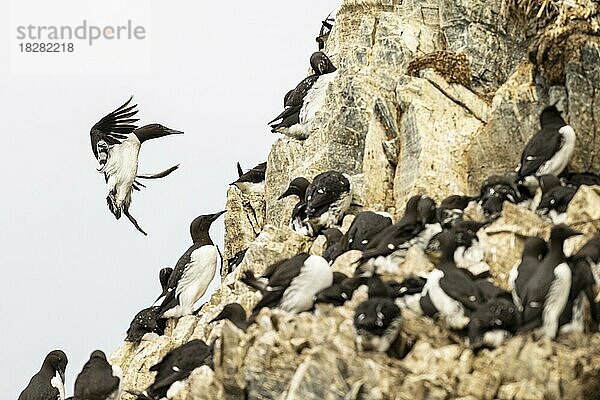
[[279, 255, 333, 313], [425, 269, 470, 329], [538, 125, 576, 176], [51, 372, 65, 400], [104, 135, 141, 206], [176, 245, 218, 310]]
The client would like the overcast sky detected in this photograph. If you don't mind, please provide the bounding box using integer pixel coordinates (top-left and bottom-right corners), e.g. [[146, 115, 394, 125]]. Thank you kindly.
[[1, 1, 340, 397]]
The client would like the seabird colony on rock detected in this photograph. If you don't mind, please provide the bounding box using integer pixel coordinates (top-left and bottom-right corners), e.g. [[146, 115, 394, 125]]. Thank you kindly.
[[19, 7, 600, 399]]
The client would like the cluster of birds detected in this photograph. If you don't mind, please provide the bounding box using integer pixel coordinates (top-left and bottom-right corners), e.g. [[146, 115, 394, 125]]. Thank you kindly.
[[17, 9, 600, 400]]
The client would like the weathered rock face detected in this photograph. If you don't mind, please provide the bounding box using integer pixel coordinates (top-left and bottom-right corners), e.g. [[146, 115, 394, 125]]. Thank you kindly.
[[111, 1, 600, 399]]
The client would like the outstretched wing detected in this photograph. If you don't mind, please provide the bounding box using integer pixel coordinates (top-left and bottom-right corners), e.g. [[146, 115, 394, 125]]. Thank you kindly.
[[90, 96, 139, 161]]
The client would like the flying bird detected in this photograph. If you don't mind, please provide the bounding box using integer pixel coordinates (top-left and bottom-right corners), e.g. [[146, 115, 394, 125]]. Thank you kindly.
[[157, 211, 225, 318], [90, 97, 183, 235], [74, 350, 122, 400], [18, 350, 68, 400]]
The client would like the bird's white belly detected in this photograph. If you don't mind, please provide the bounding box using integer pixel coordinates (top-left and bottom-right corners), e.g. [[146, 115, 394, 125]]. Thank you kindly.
[[542, 262, 572, 338], [425, 269, 470, 329], [279, 256, 333, 313], [104, 135, 141, 207], [537, 125, 576, 176], [175, 246, 218, 315]]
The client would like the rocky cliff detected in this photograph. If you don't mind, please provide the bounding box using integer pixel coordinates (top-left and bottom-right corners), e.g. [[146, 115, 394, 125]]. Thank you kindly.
[[111, 1, 600, 399]]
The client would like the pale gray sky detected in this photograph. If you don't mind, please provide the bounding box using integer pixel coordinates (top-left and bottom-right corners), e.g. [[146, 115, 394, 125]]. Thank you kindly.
[[0, 1, 340, 397]]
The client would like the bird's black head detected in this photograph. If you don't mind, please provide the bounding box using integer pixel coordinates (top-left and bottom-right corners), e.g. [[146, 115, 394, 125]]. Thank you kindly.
[[522, 237, 548, 260], [440, 195, 476, 211], [43, 350, 68, 382], [309, 51, 337, 75], [159, 267, 173, 292], [367, 275, 389, 299], [467, 297, 520, 351], [278, 177, 310, 200], [90, 350, 107, 361], [190, 211, 226, 244], [539, 106, 566, 128], [133, 124, 184, 144], [322, 228, 343, 246], [416, 196, 437, 225], [538, 175, 562, 194], [452, 220, 486, 247], [437, 231, 459, 261], [332, 272, 349, 284], [550, 224, 582, 243], [209, 303, 247, 325]]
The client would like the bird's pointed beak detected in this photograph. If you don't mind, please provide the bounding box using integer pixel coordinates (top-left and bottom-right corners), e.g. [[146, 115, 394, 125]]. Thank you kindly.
[[210, 210, 226, 221], [278, 188, 295, 201], [58, 367, 66, 383], [209, 311, 226, 324], [164, 128, 184, 136]]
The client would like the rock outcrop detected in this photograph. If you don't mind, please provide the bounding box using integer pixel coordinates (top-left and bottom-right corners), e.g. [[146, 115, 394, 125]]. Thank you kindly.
[[111, 1, 600, 399]]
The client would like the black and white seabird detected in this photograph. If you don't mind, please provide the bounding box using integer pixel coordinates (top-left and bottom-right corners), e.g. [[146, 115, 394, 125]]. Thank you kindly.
[[386, 276, 427, 299], [209, 303, 249, 332], [509, 236, 548, 311], [536, 175, 578, 224], [517, 106, 576, 185], [74, 350, 122, 400], [316, 11, 336, 50], [133, 339, 213, 400], [437, 195, 478, 229], [517, 224, 582, 338], [478, 172, 524, 216], [413, 232, 485, 329], [226, 248, 247, 275], [242, 253, 333, 318], [357, 195, 441, 274], [231, 162, 267, 193], [451, 220, 490, 277], [18, 350, 68, 400], [345, 211, 393, 251], [467, 283, 521, 350], [126, 306, 166, 342], [560, 171, 600, 187], [278, 177, 311, 235], [268, 52, 337, 139], [559, 236, 600, 333], [303, 171, 353, 236], [157, 211, 225, 318], [90, 97, 183, 235], [354, 276, 403, 353]]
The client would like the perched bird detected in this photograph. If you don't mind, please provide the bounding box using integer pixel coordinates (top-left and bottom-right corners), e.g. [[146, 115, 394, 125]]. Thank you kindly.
[[208, 303, 249, 332], [354, 276, 403, 353], [478, 173, 523, 216], [242, 253, 333, 318], [344, 211, 393, 251], [559, 236, 600, 333], [18, 350, 68, 400], [74, 350, 122, 400], [133, 340, 213, 400], [315, 275, 368, 306], [90, 97, 183, 235], [231, 162, 267, 194], [268, 52, 337, 139], [278, 177, 311, 235], [467, 284, 520, 350], [451, 220, 490, 277], [357, 195, 441, 274], [157, 211, 225, 318], [437, 195, 477, 229], [509, 237, 548, 311], [417, 232, 485, 329], [517, 106, 576, 184], [536, 175, 578, 224], [303, 171, 352, 236], [316, 11, 336, 50], [517, 224, 582, 338], [125, 307, 166, 342]]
